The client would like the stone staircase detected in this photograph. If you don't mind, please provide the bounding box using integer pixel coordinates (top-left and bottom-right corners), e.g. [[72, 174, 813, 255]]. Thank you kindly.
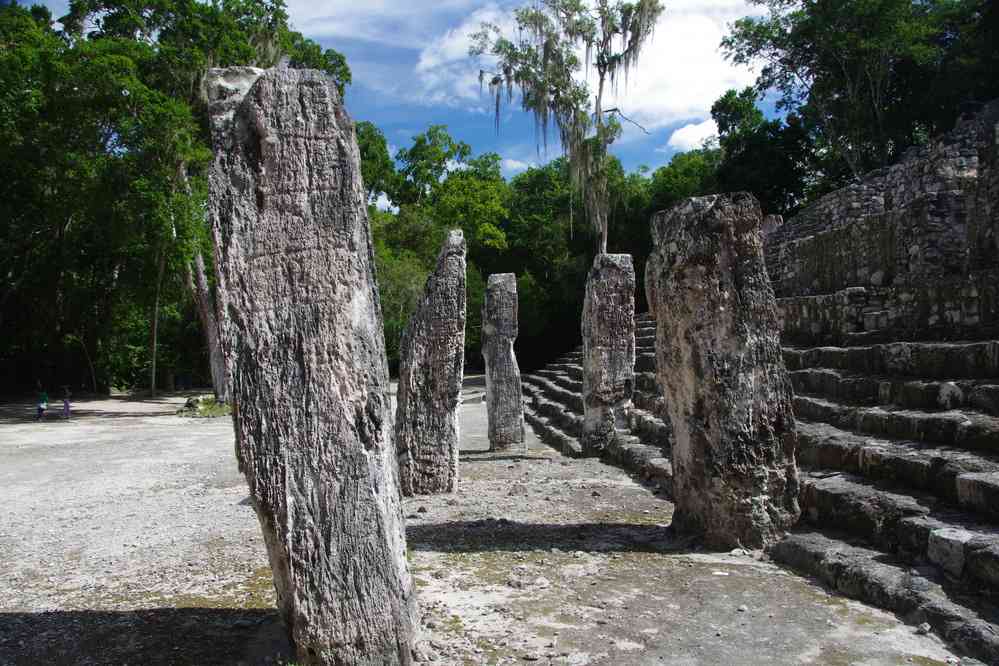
[[521, 320, 999, 663], [521, 312, 673, 492], [775, 338, 999, 663]]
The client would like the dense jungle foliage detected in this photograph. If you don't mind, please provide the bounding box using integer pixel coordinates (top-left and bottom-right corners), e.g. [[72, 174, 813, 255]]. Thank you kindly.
[[1, 0, 996, 394]]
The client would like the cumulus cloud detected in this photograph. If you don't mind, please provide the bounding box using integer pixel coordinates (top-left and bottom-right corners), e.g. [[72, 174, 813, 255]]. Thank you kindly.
[[665, 119, 719, 151], [596, 3, 759, 132]]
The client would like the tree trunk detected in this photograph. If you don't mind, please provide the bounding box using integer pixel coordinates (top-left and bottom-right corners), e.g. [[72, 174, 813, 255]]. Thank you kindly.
[[207, 66, 416, 664], [186, 251, 228, 401], [149, 247, 166, 398]]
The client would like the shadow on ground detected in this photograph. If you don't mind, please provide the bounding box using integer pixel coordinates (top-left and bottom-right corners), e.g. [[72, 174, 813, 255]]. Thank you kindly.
[[407, 519, 691, 554], [0, 608, 291, 666]]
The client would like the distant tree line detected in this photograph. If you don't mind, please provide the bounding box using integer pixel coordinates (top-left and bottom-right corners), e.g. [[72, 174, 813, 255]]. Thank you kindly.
[[1, 0, 995, 394]]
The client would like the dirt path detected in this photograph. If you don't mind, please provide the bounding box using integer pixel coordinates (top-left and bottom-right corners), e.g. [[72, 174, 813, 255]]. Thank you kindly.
[[0, 390, 963, 665]]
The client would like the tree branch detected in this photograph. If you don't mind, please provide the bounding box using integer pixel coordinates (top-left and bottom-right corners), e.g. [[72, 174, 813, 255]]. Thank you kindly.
[[602, 107, 649, 134]]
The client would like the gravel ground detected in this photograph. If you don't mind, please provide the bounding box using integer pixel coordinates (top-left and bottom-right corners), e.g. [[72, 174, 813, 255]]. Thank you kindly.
[[0, 387, 965, 665]]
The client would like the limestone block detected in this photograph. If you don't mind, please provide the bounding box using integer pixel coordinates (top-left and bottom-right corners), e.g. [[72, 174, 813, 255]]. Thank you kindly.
[[928, 527, 975, 577], [649, 192, 801, 549], [395, 230, 467, 495], [482, 273, 525, 450], [207, 67, 416, 664], [581, 254, 636, 456]]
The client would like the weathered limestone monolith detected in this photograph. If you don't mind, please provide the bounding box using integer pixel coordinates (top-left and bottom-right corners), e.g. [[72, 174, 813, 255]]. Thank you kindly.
[[482, 273, 525, 450], [581, 254, 636, 456], [396, 229, 467, 495], [649, 193, 800, 549], [206, 67, 415, 664]]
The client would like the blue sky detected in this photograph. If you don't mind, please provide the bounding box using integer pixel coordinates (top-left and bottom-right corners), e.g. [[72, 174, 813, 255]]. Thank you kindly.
[[39, 0, 764, 178]]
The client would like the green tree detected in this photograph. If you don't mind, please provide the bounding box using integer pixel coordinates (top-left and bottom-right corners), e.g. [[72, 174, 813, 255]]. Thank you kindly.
[[394, 124, 471, 206], [356, 120, 397, 203], [720, 0, 996, 182], [472, 0, 664, 254]]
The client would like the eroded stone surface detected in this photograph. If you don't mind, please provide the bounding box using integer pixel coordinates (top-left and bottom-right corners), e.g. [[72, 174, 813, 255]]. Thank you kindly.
[[207, 66, 415, 664], [581, 254, 636, 456], [396, 230, 467, 495], [649, 192, 800, 549], [482, 273, 524, 451]]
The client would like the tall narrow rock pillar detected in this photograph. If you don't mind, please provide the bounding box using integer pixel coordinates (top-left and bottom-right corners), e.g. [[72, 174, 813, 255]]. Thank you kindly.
[[649, 193, 800, 549], [207, 67, 415, 664], [581, 254, 636, 456], [482, 273, 525, 450], [396, 230, 467, 495]]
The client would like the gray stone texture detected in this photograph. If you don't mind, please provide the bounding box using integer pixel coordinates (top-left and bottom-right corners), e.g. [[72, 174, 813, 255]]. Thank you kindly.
[[765, 101, 999, 344], [206, 67, 416, 665], [482, 273, 525, 450], [649, 192, 801, 549], [581, 254, 636, 456], [395, 230, 467, 495]]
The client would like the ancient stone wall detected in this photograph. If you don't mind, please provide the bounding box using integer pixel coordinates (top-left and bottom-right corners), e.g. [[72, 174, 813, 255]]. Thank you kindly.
[[767, 101, 999, 343]]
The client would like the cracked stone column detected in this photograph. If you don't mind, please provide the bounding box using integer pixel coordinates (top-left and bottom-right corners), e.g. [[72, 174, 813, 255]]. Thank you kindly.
[[206, 67, 416, 664], [482, 273, 525, 450], [649, 193, 800, 549], [395, 229, 467, 495], [581, 254, 636, 456]]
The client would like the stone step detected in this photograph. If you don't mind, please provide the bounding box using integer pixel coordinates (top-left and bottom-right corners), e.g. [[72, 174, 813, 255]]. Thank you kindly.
[[636, 352, 656, 373], [605, 434, 673, 494], [797, 420, 999, 519], [633, 388, 664, 415], [558, 351, 583, 362], [545, 363, 582, 381], [524, 404, 582, 458], [536, 369, 581, 395], [627, 408, 672, 452], [522, 374, 583, 413], [635, 371, 660, 395], [783, 340, 999, 379], [799, 472, 999, 595], [794, 395, 999, 453], [771, 530, 999, 665], [790, 368, 999, 416], [523, 390, 583, 438]]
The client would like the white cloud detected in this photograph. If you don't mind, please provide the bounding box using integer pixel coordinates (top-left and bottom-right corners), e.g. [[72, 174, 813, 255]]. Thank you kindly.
[[596, 3, 760, 132], [285, 0, 483, 49], [374, 192, 397, 212], [665, 119, 718, 151], [501, 158, 531, 175]]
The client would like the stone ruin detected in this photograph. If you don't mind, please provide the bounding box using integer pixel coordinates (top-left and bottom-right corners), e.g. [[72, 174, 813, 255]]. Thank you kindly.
[[647, 193, 800, 549], [522, 101, 999, 662], [206, 67, 415, 664], [395, 229, 467, 495], [581, 254, 636, 456], [482, 273, 525, 451], [200, 60, 999, 664]]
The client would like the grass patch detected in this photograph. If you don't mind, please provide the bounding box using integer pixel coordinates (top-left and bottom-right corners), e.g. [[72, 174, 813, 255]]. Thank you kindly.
[[177, 395, 232, 418]]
